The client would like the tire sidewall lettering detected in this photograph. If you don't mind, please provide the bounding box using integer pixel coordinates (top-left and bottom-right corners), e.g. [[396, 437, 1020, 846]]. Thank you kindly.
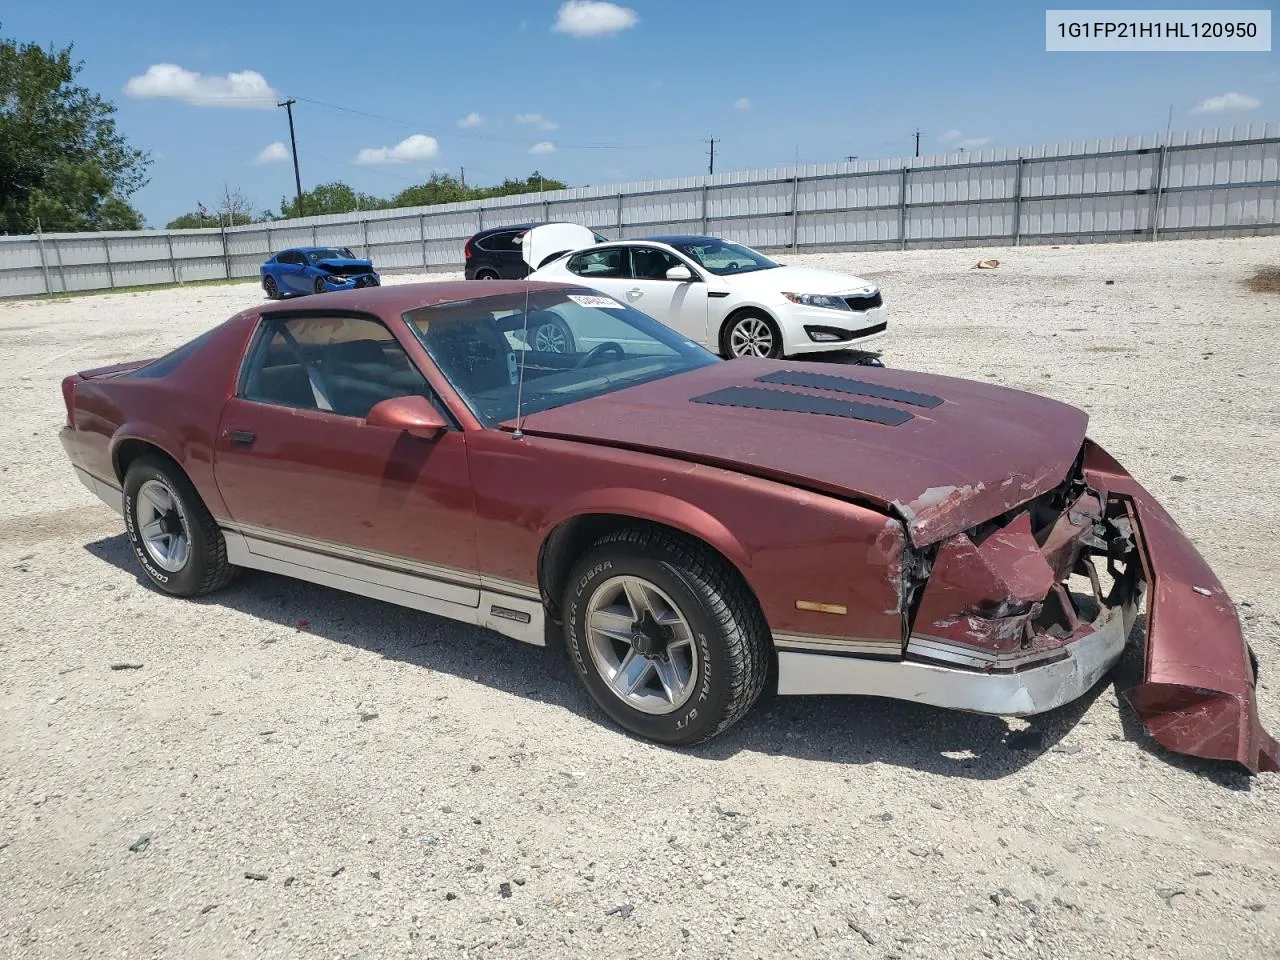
[[125, 479, 178, 586]]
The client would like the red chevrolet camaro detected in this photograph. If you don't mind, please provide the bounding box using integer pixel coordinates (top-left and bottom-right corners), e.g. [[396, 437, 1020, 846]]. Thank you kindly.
[[59, 281, 1276, 772]]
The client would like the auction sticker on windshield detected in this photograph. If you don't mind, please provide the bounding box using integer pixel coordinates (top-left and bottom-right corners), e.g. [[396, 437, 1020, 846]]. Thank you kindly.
[[568, 294, 624, 309]]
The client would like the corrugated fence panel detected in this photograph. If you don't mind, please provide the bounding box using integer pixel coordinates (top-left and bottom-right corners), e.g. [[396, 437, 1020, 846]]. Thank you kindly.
[[5, 125, 1280, 296]]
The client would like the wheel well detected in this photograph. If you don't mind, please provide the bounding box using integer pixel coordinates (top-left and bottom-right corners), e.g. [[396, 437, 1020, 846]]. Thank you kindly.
[[537, 513, 757, 622], [718, 306, 777, 355], [113, 439, 179, 484]]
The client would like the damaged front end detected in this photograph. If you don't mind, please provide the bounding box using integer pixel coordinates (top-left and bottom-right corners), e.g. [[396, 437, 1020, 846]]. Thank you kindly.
[[900, 441, 1278, 774]]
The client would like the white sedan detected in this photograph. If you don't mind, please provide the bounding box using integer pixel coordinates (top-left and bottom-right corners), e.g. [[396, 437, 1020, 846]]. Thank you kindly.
[[524, 228, 887, 359]]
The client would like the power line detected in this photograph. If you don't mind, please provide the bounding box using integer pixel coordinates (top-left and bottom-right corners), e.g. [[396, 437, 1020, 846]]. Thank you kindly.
[[290, 96, 637, 150]]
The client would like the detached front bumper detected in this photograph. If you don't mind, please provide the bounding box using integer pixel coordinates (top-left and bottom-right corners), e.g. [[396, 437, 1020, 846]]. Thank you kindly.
[[777, 441, 1278, 774], [1083, 443, 1279, 773]]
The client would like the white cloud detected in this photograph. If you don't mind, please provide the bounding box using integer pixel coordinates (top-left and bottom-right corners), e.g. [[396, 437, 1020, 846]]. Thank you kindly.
[[516, 112, 559, 131], [1192, 91, 1261, 114], [457, 112, 485, 129], [554, 0, 639, 37], [253, 141, 289, 165], [937, 129, 991, 150], [529, 142, 557, 155], [734, 97, 752, 111], [354, 134, 441, 165], [124, 63, 278, 108]]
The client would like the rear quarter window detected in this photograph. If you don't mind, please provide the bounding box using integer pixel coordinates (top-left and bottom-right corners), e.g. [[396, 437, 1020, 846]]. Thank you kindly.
[[129, 328, 219, 379]]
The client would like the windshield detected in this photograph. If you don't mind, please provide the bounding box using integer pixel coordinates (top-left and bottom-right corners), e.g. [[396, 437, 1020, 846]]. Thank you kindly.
[[306, 247, 356, 262], [669, 239, 778, 276], [406, 289, 718, 425]]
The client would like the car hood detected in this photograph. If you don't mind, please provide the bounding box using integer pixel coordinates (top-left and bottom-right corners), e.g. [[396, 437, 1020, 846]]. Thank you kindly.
[[315, 257, 375, 271], [521, 223, 599, 269], [508, 358, 1088, 546], [723, 264, 876, 295]]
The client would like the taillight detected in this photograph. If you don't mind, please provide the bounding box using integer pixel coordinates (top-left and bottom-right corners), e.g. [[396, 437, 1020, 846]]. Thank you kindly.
[[464, 240, 472, 260], [61, 374, 80, 427]]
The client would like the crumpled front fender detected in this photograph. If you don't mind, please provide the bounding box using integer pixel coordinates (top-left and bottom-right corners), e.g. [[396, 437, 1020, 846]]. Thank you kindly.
[[1083, 441, 1279, 773]]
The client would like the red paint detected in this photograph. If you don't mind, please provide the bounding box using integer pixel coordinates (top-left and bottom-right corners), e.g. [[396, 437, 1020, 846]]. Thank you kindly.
[[55, 282, 1276, 772], [510, 356, 1089, 546], [1084, 441, 1278, 773]]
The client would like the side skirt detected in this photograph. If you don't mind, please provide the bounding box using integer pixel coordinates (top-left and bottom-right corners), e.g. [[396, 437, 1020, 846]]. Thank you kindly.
[[221, 527, 546, 647], [74, 466, 123, 515]]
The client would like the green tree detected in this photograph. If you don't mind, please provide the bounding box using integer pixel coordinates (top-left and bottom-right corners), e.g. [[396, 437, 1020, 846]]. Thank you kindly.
[[389, 173, 470, 208], [279, 181, 383, 219], [473, 171, 567, 199], [0, 34, 149, 232]]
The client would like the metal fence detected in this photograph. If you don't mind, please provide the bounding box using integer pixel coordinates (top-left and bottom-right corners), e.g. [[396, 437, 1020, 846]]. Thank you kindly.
[[3, 122, 1279, 299]]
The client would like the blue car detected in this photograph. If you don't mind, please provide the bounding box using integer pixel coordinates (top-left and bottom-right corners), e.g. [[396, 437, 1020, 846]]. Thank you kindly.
[[260, 246, 381, 299]]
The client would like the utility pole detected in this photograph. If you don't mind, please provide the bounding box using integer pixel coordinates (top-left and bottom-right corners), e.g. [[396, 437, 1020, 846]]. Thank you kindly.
[[707, 136, 718, 175], [278, 98, 304, 217], [845, 155, 858, 162], [460, 166, 466, 189], [913, 129, 922, 157]]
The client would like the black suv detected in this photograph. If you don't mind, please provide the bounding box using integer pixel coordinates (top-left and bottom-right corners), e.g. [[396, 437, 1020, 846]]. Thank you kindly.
[[464, 224, 609, 280]]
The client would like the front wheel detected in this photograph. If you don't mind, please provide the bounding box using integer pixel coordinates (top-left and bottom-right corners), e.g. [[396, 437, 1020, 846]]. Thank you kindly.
[[563, 527, 769, 745], [123, 455, 238, 597], [313, 276, 327, 295], [723, 311, 783, 359]]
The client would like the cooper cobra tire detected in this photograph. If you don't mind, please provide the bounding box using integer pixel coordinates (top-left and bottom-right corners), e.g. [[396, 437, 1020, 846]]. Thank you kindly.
[[563, 526, 769, 745], [122, 454, 238, 597]]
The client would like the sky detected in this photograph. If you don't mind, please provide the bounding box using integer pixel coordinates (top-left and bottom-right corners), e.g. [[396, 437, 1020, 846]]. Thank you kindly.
[[6, 1, 1278, 226]]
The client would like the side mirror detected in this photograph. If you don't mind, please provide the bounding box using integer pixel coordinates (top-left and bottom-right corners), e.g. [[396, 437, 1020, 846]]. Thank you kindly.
[[666, 264, 694, 282], [366, 395, 447, 439]]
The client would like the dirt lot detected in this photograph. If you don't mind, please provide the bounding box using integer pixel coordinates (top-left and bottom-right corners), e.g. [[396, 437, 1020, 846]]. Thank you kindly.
[[2, 237, 1278, 960]]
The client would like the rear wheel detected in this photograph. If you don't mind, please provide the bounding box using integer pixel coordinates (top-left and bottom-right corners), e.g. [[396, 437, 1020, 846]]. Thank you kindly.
[[475, 269, 499, 281], [263, 275, 279, 299], [123, 455, 237, 597], [722, 311, 783, 359], [563, 527, 769, 745], [313, 276, 326, 295]]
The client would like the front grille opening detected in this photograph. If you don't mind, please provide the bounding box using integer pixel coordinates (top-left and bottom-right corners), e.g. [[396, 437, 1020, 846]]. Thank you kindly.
[[843, 291, 884, 311]]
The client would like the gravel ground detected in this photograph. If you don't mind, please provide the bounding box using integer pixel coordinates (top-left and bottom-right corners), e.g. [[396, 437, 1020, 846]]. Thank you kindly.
[[1, 237, 1278, 960]]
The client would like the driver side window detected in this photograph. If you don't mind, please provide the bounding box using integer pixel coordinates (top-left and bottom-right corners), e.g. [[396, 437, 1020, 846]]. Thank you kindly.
[[241, 315, 440, 419], [628, 246, 685, 281]]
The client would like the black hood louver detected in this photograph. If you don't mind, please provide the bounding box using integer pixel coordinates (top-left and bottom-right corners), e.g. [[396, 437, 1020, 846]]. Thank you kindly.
[[690, 386, 913, 426], [755, 370, 944, 408]]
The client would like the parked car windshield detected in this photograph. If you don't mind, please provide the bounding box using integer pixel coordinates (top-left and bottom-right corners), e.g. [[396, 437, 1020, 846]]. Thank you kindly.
[[668, 239, 778, 276], [306, 248, 356, 262], [405, 289, 718, 424]]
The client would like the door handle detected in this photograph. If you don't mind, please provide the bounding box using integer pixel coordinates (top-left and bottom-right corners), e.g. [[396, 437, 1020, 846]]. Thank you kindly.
[[626, 288, 642, 299], [223, 429, 256, 446]]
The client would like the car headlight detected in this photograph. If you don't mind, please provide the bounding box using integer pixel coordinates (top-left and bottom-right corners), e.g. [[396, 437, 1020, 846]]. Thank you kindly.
[[782, 292, 849, 310]]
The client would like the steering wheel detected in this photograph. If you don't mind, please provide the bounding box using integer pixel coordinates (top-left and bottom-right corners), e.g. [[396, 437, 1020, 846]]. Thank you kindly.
[[576, 341, 625, 368]]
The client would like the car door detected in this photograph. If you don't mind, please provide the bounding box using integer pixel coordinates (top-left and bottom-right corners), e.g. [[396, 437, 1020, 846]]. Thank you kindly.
[[212, 312, 480, 606], [276, 251, 305, 294], [622, 245, 711, 344]]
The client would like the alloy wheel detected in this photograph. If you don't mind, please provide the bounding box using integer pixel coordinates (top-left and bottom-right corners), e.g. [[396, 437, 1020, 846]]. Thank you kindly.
[[728, 316, 775, 358], [585, 575, 700, 715], [136, 479, 191, 573]]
